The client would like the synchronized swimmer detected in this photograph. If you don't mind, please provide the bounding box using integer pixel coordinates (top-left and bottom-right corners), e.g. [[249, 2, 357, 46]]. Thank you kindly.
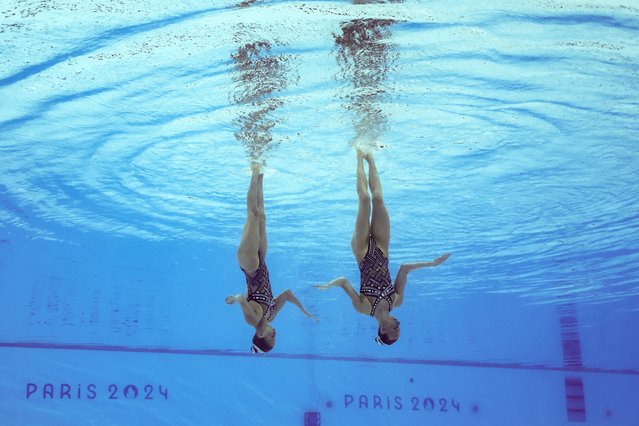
[[315, 148, 450, 345], [226, 163, 317, 353], [226, 150, 449, 351]]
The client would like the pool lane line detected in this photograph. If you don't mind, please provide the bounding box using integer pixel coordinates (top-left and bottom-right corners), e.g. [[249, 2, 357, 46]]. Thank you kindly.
[[557, 303, 587, 422], [1, 341, 637, 376]]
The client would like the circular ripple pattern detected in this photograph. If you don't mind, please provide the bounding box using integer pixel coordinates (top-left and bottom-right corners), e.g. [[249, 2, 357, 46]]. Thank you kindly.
[[1, 0, 638, 309]]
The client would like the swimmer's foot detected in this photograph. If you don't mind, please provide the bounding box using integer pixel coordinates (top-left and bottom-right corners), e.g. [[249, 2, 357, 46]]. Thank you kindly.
[[251, 161, 264, 175], [354, 144, 374, 163]]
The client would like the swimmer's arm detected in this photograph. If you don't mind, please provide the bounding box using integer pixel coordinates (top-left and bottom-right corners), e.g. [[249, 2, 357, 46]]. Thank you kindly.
[[272, 289, 318, 321], [393, 253, 451, 308], [315, 277, 369, 314], [225, 294, 259, 326]]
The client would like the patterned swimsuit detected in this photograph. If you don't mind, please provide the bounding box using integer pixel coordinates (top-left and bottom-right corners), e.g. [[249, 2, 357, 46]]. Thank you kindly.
[[242, 252, 275, 321], [359, 236, 395, 316]]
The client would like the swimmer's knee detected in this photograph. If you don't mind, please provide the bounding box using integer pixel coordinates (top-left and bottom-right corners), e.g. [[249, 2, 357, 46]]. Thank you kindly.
[[371, 189, 384, 203], [247, 204, 260, 217], [357, 190, 371, 204]]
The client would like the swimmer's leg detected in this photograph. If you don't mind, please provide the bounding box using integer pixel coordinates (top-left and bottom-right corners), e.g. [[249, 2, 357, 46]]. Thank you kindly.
[[366, 152, 390, 256], [257, 167, 267, 257], [237, 167, 261, 274], [352, 148, 371, 264]]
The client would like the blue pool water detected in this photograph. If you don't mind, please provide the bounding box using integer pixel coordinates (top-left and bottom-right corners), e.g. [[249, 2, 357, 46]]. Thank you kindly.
[[1, 0, 638, 424]]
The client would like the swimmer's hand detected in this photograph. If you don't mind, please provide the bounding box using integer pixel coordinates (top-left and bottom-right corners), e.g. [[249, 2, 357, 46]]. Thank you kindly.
[[225, 294, 245, 304], [431, 253, 451, 266], [399, 253, 451, 274], [314, 277, 347, 290]]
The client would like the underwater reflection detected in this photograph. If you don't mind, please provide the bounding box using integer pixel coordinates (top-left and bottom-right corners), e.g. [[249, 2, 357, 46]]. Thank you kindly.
[[334, 10, 399, 147], [230, 35, 294, 163], [236, 0, 262, 7]]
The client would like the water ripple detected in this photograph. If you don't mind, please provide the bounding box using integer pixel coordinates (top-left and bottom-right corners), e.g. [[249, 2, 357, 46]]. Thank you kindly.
[[0, 1, 637, 313]]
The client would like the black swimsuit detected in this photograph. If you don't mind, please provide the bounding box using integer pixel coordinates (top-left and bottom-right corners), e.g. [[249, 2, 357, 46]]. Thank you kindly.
[[359, 236, 395, 316], [241, 252, 275, 321]]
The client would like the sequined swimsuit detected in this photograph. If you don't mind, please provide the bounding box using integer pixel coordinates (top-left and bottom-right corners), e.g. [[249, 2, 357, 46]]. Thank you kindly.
[[359, 236, 395, 316], [242, 252, 275, 321]]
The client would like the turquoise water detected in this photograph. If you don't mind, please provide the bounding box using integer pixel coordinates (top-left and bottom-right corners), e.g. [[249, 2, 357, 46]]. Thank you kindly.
[[1, 0, 638, 424]]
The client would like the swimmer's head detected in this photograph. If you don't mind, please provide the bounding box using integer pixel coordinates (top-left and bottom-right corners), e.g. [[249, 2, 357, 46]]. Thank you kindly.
[[376, 316, 400, 346], [251, 324, 276, 353]]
